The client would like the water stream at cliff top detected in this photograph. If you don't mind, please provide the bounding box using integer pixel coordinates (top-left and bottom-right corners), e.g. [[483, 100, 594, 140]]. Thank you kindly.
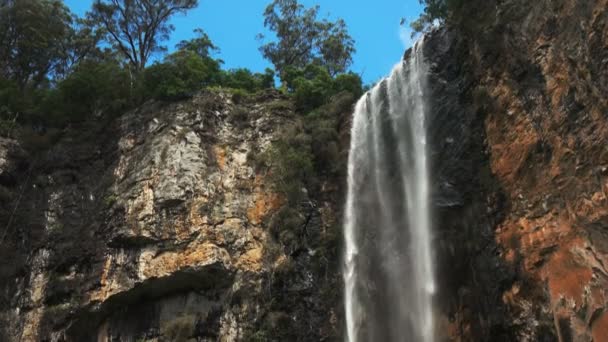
[[343, 40, 435, 342]]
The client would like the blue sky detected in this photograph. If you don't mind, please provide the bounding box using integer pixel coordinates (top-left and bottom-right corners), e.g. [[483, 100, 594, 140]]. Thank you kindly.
[[64, 0, 423, 84]]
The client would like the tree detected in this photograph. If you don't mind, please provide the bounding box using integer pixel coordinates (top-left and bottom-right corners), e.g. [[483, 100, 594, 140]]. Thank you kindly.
[[51, 59, 131, 122], [55, 17, 106, 80], [221, 68, 275, 92], [176, 28, 218, 58], [280, 64, 362, 112], [0, 0, 74, 89], [410, 0, 465, 34], [144, 49, 221, 100], [258, 0, 355, 79], [88, 0, 198, 72], [315, 19, 355, 77]]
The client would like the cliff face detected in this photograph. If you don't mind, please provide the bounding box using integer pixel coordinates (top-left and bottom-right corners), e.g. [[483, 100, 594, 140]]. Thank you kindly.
[[0, 0, 606, 341], [426, 0, 608, 340], [479, 1, 608, 340], [0, 91, 343, 341]]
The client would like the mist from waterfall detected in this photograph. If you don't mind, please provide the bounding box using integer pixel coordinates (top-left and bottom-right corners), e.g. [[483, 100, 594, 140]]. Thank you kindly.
[[343, 40, 435, 342]]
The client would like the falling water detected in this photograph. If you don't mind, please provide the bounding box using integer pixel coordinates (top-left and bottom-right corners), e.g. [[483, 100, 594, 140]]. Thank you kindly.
[[343, 40, 435, 342]]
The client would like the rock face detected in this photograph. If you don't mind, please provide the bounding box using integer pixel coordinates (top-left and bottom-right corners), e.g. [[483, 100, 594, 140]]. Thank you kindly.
[[424, 0, 608, 340], [0, 0, 606, 341], [0, 91, 342, 341]]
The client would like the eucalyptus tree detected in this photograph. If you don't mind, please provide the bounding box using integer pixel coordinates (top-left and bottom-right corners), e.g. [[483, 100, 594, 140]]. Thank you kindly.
[[88, 0, 199, 72], [258, 0, 355, 80], [0, 0, 74, 89]]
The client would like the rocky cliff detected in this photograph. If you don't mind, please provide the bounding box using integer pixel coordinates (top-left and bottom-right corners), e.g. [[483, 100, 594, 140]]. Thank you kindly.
[[426, 0, 608, 340], [0, 91, 344, 341], [0, 0, 606, 341]]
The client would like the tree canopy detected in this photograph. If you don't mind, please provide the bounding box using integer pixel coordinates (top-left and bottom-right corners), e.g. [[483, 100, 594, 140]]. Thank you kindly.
[[88, 0, 198, 72], [258, 0, 355, 79], [176, 28, 219, 58], [0, 0, 74, 89], [410, 0, 464, 34], [0, 0, 366, 134]]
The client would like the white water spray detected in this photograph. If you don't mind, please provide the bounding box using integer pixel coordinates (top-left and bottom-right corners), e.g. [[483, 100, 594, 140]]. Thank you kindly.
[[343, 40, 435, 342]]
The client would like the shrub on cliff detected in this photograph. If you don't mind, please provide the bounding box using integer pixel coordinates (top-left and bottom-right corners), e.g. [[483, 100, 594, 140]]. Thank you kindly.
[[144, 30, 274, 101], [283, 64, 362, 112], [283, 64, 333, 112], [309, 91, 357, 177], [334, 72, 364, 98], [220, 68, 275, 93], [144, 50, 222, 101], [52, 60, 131, 122], [264, 136, 315, 205]]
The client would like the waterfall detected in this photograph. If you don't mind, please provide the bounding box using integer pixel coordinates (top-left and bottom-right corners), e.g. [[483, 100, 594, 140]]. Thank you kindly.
[[343, 40, 435, 342]]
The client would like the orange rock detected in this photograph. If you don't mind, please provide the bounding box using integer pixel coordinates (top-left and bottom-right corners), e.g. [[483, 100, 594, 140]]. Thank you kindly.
[[247, 175, 283, 225], [593, 312, 608, 342], [213, 145, 227, 170], [236, 247, 264, 272], [545, 242, 592, 306]]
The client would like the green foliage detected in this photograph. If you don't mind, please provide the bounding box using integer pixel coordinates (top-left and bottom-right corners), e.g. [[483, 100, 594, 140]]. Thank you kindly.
[[176, 28, 218, 58], [248, 330, 271, 342], [144, 50, 222, 101], [247, 85, 357, 336], [58, 17, 105, 79], [268, 207, 304, 241], [263, 129, 314, 205], [0, 0, 107, 126], [315, 18, 356, 76], [259, 0, 355, 79], [282, 64, 362, 112], [283, 64, 333, 112], [52, 60, 131, 122], [257, 81, 359, 264], [305, 91, 355, 176], [229, 105, 251, 128], [144, 28, 275, 100], [265, 99, 294, 115], [334, 73, 364, 98], [221, 68, 275, 93], [0, 119, 15, 138], [88, 0, 199, 71], [231, 89, 249, 105], [256, 62, 362, 208], [0, 57, 133, 128], [0, 0, 74, 88], [0, 1, 280, 134], [0, 78, 22, 122], [0, 77, 56, 127], [411, 0, 466, 34], [243, 306, 296, 342], [103, 194, 118, 208], [307, 117, 340, 173]]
